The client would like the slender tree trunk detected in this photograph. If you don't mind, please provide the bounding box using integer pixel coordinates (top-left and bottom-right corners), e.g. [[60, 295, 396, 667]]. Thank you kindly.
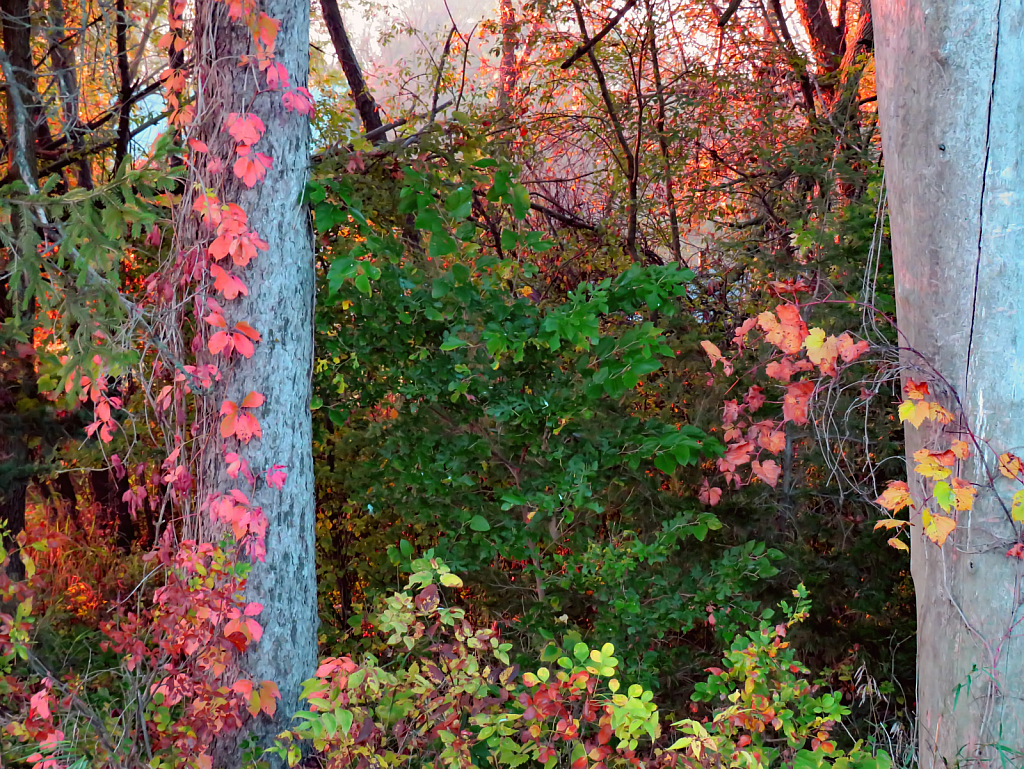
[[498, 0, 519, 111], [319, 0, 385, 139], [188, 0, 318, 763], [0, 0, 39, 583], [645, 0, 681, 264], [47, 0, 94, 189], [113, 0, 133, 172], [875, 0, 1024, 764]]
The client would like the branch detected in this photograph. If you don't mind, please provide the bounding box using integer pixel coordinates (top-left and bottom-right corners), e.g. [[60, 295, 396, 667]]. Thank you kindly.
[[529, 202, 596, 231], [313, 100, 453, 163], [716, 0, 743, 27], [430, 26, 457, 122], [560, 0, 640, 69], [319, 0, 386, 140]]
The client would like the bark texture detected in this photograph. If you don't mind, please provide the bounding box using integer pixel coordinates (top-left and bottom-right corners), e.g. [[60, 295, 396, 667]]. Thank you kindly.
[[189, 0, 318, 763], [874, 0, 1024, 764], [319, 0, 385, 138]]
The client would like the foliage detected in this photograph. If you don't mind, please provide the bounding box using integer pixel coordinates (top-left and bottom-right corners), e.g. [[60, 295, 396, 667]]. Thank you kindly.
[[275, 558, 890, 769]]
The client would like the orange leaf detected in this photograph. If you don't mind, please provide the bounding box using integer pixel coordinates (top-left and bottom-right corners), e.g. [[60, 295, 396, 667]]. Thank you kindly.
[[905, 379, 930, 400], [241, 391, 265, 408], [950, 440, 971, 460], [922, 509, 956, 547], [951, 477, 976, 511], [758, 429, 786, 454], [220, 400, 238, 438], [235, 321, 261, 341], [752, 459, 781, 487], [783, 381, 815, 425], [258, 681, 280, 717], [999, 452, 1023, 480], [836, 333, 870, 363], [759, 304, 807, 354], [876, 481, 911, 512]]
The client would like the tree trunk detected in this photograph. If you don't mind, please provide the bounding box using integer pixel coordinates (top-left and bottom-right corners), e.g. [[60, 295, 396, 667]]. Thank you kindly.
[[319, 0, 385, 139], [0, 0, 39, 583], [47, 0, 94, 189], [794, 0, 845, 72], [874, 0, 1024, 764], [189, 0, 319, 763], [498, 0, 519, 110]]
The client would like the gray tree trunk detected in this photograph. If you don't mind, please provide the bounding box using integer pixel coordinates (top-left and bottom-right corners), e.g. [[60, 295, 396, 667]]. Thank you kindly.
[[188, 0, 318, 763], [874, 0, 1024, 765]]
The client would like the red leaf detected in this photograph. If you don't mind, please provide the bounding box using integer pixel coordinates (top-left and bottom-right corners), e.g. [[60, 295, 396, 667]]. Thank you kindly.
[[752, 459, 781, 487], [208, 331, 233, 357], [783, 381, 815, 425], [225, 112, 266, 145], [210, 264, 248, 300], [266, 62, 289, 90], [235, 321, 261, 341], [266, 465, 287, 490], [233, 147, 273, 187], [699, 479, 723, 506], [282, 87, 316, 117], [233, 333, 255, 358], [241, 391, 265, 408]]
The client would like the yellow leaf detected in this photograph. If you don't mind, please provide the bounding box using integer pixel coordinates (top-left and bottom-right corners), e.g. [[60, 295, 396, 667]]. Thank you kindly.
[[922, 509, 956, 546], [803, 328, 826, 350], [899, 400, 932, 429], [874, 519, 909, 530], [914, 450, 952, 480], [950, 440, 971, 460], [887, 537, 909, 551], [951, 478, 976, 511], [999, 453, 1022, 480], [1012, 489, 1024, 523], [876, 481, 912, 512]]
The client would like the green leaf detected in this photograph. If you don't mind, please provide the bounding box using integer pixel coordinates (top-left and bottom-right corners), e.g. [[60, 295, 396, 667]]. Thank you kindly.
[[440, 335, 469, 351], [354, 273, 371, 295], [501, 229, 519, 250], [469, 515, 491, 532], [511, 183, 531, 219]]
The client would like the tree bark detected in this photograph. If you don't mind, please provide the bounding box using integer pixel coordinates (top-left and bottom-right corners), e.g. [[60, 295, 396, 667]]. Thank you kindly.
[[319, 0, 385, 140], [874, 0, 1024, 764], [645, 0, 682, 264], [189, 0, 319, 763], [498, 0, 519, 110], [46, 0, 94, 189], [794, 0, 844, 72], [0, 0, 39, 583]]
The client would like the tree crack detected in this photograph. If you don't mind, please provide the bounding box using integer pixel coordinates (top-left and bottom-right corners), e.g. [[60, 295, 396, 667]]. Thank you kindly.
[[964, 0, 1002, 397]]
